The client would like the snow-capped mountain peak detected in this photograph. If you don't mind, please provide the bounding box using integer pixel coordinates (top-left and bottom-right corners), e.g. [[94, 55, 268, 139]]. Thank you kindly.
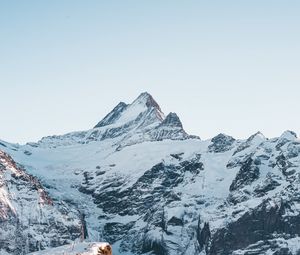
[[248, 131, 266, 142], [94, 92, 164, 130], [131, 92, 162, 111], [279, 130, 298, 140], [31, 93, 196, 148]]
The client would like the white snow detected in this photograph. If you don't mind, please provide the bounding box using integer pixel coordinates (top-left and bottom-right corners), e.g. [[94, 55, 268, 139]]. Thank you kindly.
[[29, 242, 111, 255]]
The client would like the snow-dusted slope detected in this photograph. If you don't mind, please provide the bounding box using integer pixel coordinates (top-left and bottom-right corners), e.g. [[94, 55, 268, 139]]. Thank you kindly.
[[1, 93, 300, 255], [0, 151, 83, 255]]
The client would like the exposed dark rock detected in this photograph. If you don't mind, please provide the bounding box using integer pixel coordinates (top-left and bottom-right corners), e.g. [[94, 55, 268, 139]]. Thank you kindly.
[[141, 232, 168, 255], [82, 158, 203, 217], [160, 112, 183, 129], [138, 92, 162, 112], [24, 150, 32, 156], [0, 142, 7, 147], [208, 133, 235, 153], [170, 152, 184, 160], [254, 173, 281, 197], [276, 154, 295, 177], [96, 170, 106, 176], [197, 219, 211, 251], [167, 216, 183, 226], [103, 222, 135, 243], [180, 159, 204, 174], [150, 112, 195, 141], [286, 142, 300, 159], [209, 200, 288, 255], [230, 157, 260, 191]]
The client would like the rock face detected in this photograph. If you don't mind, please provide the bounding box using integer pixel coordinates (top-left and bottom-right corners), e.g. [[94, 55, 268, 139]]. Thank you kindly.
[[208, 133, 236, 153], [229, 157, 260, 191], [149, 112, 193, 141], [0, 151, 83, 254], [1, 93, 300, 255]]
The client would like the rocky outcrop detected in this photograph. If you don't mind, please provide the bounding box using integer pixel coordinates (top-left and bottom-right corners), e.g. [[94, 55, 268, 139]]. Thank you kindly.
[[230, 157, 260, 191], [208, 133, 235, 153], [149, 112, 197, 141]]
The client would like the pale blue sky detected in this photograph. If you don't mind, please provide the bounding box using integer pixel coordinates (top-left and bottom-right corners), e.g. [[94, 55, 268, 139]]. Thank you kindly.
[[0, 1, 300, 144]]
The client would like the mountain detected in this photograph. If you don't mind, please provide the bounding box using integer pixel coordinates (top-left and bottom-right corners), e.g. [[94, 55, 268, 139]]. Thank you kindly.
[[1, 93, 300, 255], [30, 92, 197, 149]]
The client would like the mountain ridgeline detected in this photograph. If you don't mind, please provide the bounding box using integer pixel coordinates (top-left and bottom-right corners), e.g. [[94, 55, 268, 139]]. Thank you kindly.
[[1, 92, 300, 255]]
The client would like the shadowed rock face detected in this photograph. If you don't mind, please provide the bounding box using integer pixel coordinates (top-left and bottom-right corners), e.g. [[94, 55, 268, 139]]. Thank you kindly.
[[230, 157, 260, 191], [209, 133, 236, 153], [141, 92, 162, 111], [160, 112, 183, 128], [197, 221, 211, 252], [209, 199, 294, 255]]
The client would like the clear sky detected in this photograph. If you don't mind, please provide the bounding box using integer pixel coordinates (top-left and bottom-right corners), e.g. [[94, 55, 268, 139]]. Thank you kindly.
[[0, 1, 300, 144]]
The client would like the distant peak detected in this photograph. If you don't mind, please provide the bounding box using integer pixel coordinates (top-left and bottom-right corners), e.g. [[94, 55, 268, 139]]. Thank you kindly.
[[135, 92, 152, 100], [212, 133, 235, 142], [209, 133, 235, 153], [247, 131, 266, 142], [280, 130, 297, 140], [133, 92, 162, 111], [160, 112, 183, 128], [94, 92, 164, 129]]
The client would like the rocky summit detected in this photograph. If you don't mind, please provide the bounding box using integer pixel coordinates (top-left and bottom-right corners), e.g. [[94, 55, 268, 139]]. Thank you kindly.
[[1, 93, 300, 255]]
